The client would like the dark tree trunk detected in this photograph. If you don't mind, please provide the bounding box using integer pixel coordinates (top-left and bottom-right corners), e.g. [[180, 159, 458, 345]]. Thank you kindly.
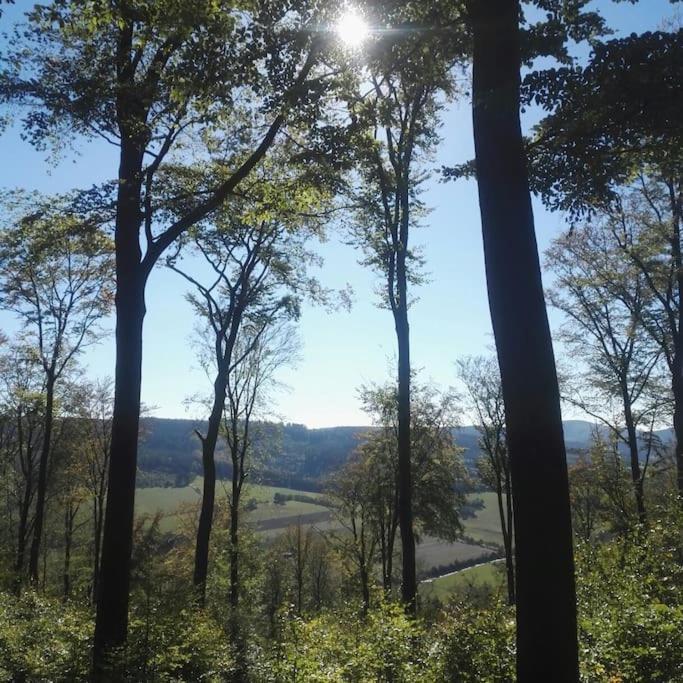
[[92, 494, 104, 605], [504, 470, 515, 605], [395, 262, 416, 612], [193, 374, 227, 606], [673, 370, 683, 497], [15, 409, 32, 594], [670, 183, 683, 499], [360, 562, 370, 615], [622, 388, 646, 523], [468, 2, 579, 680], [63, 505, 74, 600], [229, 472, 240, 610], [15, 485, 30, 594], [28, 373, 55, 584], [496, 478, 515, 605], [93, 140, 146, 673]]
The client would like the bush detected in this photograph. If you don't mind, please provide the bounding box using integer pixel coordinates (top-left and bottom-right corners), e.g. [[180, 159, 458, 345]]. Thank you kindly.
[[431, 599, 515, 682], [0, 591, 92, 681], [259, 599, 434, 682]]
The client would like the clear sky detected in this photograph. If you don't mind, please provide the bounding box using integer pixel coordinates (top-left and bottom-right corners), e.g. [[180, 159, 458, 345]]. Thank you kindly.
[[0, 0, 677, 427]]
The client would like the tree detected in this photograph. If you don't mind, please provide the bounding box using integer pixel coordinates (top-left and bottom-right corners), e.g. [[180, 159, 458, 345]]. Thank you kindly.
[[0, 200, 113, 586], [76, 378, 114, 604], [466, 1, 579, 678], [527, 29, 683, 496], [0, 345, 45, 591], [546, 222, 669, 523], [329, 456, 377, 614], [346, 3, 465, 611], [567, 454, 602, 543], [457, 355, 514, 605], [1, 0, 347, 662], [223, 322, 298, 618], [169, 211, 312, 606], [338, 379, 464, 598]]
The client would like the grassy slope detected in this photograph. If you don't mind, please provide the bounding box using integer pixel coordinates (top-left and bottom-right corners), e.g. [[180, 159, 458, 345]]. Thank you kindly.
[[461, 491, 505, 547], [419, 561, 506, 602]]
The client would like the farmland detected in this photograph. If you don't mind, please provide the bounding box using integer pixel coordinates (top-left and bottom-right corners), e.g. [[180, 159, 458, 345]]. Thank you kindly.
[[135, 479, 505, 587]]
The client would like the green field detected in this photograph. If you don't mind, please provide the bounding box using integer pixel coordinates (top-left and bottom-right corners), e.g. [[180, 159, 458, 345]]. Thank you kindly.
[[461, 492, 506, 547], [134, 481, 506, 584], [135, 480, 332, 533], [419, 560, 506, 602]]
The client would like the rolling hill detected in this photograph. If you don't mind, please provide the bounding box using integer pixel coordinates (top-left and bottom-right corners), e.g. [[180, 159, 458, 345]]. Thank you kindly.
[[136, 417, 673, 489]]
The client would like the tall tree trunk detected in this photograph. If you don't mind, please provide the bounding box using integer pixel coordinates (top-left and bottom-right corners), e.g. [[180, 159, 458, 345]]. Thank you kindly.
[[15, 408, 31, 594], [193, 374, 226, 606], [504, 468, 515, 605], [468, 1, 579, 680], [63, 504, 74, 600], [92, 159, 146, 672], [395, 254, 416, 612], [29, 372, 55, 585], [228, 468, 240, 610], [92, 494, 104, 605], [670, 181, 683, 498], [495, 478, 515, 605], [622, 387, 645, 523], [15, 484, 31, 594]]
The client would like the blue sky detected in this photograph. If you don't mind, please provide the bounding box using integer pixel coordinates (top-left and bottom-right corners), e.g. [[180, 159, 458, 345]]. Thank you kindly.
[[0, 0, 677, 427]]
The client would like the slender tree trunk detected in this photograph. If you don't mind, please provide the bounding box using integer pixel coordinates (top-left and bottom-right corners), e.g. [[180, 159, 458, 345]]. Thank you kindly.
[[193, 374, 226, 606], [228, 492, 240, 609], [360, 562, 370, 615], [622, 389, 645, 523], [468, 2, 579, 679], [15, 412, 31, 594], [63, 504, 74, 600], [670, 184, 683, 498], [395, 272, 416, 612], [673, 370, 683, 497], [92, 496, 104, 605], [28, 373, 55, 584], [15, 485, 31, 594], [495, 479, 515, 605], [93, 170, 146, 674], [504, 468, 515, 605]]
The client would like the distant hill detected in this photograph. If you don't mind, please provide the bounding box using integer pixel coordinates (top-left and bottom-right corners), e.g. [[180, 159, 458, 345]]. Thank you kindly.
[[136, 417, 672, 489]]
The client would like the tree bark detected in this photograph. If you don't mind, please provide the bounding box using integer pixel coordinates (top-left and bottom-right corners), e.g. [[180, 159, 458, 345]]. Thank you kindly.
[[468, 1, 579, 679], [28, 372, 55, 584], [670, 181, 683, 499], [63, 504, 74, 600], [193, 373, 227, 606], [229, 496, 240, 609], [15, 408, 32, 594], [395, 244, 416, 612], [496, 477, 515, 605], [92, 497, 103, 605], [622, 386, 646, 523], [92, 140, 146, 673]]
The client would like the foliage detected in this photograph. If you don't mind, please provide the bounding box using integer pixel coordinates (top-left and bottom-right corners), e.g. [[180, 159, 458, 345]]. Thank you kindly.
[[576, 509, 683, 682], [432, 599, 516, 683], [526, 29, 683, 216], [0, 590, 92, 680], [358, 379, 466, 541], [261, 599, 432, 682]]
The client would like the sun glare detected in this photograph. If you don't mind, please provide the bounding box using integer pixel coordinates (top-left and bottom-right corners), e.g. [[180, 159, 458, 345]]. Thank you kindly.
[[336, 9, 369, 48]]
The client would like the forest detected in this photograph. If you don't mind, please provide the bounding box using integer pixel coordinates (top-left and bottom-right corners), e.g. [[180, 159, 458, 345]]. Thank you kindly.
[[0, 0, 681, 681]]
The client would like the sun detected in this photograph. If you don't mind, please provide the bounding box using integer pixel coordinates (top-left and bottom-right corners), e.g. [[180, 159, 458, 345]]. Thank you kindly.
[[336, 9, 369, 48]]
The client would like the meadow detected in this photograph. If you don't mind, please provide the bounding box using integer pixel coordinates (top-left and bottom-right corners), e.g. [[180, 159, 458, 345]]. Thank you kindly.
[[135, 479, 505, 587]]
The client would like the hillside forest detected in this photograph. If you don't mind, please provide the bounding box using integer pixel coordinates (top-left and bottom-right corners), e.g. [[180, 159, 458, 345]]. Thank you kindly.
[[0, 1, 682, 681]]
